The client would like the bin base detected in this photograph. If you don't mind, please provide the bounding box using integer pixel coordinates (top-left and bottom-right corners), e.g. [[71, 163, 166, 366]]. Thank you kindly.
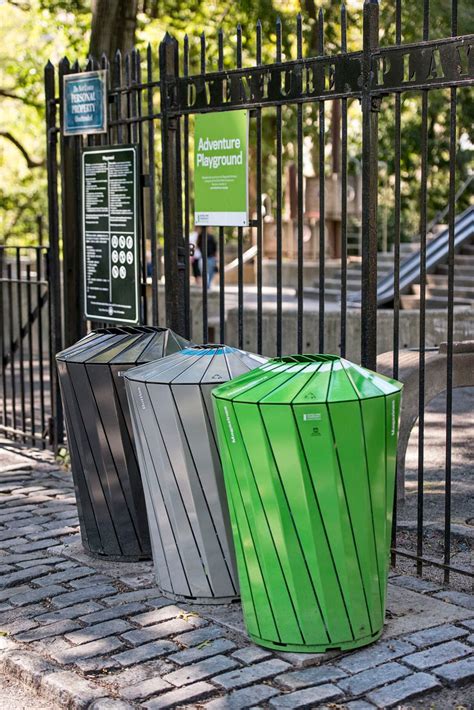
[[82, 543, 151, 563], [249, 627, 383, 653], [158, 586, 240, 606]]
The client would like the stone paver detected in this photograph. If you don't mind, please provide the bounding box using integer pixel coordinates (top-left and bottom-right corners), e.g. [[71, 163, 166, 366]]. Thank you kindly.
[[10, 583, 67, 606], [47, 635, 126, 664], [434, 656, 474, 685], [0, 446, 473, 710], [231, 646, 272, 664], [404, 639, 472, 670], [163, 654, 239, 687], [275, 664, 346, 690], [16, 618, 82, 641], [173, 624, 225, 647], [112, 640, 178, 667], [122, 617, 203, 646], [268, 682, 343, 708], [433, 590, 474, 610], [120, 676, 172, 701], [404, 622, 469, 647], [203, 684, 280, 709], [168, 638, 237, 666], [337, 661, 410, 696], [335, 639, 415, 674], [143, 680, 215, 708], [78, 602, 147, 625], [65, 619, 132, 645], [50, 584, 118, 608], [34, 601, 103, 623], [213, 659, 291, 690], [367, 672, 441, 708]]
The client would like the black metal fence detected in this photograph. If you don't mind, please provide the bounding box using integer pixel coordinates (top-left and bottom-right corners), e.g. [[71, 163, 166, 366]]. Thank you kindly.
[[0, 245, 61, 448], [1, 0, 473, 583]]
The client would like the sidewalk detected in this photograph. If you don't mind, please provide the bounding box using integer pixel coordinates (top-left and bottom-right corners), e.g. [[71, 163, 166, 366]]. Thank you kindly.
[[0, 439, 473, 709]]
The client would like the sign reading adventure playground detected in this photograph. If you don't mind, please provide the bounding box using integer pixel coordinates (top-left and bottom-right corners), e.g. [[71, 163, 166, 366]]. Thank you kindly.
[[63, 70, 107, 136], [82, 146, 140, 324], [194, 110, 248, 227]]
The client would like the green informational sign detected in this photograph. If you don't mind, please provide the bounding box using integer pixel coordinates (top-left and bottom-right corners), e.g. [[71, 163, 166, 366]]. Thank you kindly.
[[82, 146, 140, 324], [194, 110, 248, 227]]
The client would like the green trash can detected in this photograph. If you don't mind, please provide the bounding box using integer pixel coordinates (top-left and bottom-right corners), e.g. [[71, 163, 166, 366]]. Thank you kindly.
[[212, 354, 403, 653]]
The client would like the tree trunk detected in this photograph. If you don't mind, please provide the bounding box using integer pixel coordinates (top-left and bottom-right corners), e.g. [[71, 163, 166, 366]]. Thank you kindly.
[[89, 0, 139, 60]]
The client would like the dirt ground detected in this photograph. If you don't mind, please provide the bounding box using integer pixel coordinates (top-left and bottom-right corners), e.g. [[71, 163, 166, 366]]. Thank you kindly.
[[0, 674, 54, 709]]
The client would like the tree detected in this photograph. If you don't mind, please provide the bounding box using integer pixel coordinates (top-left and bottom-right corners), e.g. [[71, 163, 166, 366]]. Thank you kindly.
[[89, 0, 139, 60]]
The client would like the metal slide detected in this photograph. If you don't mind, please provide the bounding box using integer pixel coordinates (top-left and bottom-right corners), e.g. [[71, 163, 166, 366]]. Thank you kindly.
[[349, 205, 474, 307]]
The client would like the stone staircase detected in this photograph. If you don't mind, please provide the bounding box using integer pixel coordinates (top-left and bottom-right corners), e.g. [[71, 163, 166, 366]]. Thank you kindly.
[[303, 243, 418, 303], [303, 221, 474, 309], [401, 238, 474, 309]]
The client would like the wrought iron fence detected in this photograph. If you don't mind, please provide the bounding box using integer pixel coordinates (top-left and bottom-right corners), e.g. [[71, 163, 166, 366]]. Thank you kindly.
[[0, 245, 62, 448], [2, 0, 473, 583]]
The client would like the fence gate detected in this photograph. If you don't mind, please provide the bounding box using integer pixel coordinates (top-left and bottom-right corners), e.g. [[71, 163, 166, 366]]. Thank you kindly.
[[0, 244, 62, 448]]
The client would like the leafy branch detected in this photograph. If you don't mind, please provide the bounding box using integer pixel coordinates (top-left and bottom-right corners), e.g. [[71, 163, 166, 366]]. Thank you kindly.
[[0, 132, 44, 168]]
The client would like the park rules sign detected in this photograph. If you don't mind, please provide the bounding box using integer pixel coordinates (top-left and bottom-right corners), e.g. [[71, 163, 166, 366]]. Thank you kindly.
[[194, 110, 248, 227], [63, 70, 107, 136], [82, 146, 140, 324]]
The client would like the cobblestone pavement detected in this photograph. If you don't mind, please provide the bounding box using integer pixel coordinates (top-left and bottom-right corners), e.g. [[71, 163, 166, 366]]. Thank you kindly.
[[0, 441, 473, 709]]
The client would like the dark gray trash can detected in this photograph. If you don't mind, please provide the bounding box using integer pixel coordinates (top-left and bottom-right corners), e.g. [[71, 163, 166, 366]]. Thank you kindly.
[[124, 345, 268, 602], [56, 326, 189, 561]]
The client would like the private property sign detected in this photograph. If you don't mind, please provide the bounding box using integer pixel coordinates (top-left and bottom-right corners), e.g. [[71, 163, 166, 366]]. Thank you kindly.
[[63, 70, 107, 136], [194, 109, 248, 227]]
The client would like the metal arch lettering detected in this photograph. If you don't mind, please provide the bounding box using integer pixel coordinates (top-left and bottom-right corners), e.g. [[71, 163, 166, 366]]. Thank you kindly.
[[169, 53, 364, 113], [164, 36, 473, 114], [372, 36, 474, 92]]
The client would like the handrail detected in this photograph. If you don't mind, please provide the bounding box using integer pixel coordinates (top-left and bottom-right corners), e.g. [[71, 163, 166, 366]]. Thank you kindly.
[[349, 205, 474, 307]]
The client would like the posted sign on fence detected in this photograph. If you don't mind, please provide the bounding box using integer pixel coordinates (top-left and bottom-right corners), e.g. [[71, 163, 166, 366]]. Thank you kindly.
[[194, 110, 248, 227], [82, 146, 140, 324], [63, 70, 107, 136]]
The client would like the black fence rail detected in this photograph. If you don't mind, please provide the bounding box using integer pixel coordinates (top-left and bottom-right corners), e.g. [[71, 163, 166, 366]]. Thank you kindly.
[[1, 0, 472, 585]]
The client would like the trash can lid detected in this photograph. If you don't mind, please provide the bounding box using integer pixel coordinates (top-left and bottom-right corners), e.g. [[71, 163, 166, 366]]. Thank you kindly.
[[56, 326, 189, 365], [124, 344, 268, 384], [211, 354, 403, 404]]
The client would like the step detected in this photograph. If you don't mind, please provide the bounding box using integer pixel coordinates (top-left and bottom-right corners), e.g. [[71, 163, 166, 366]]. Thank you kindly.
[[461, 244, 474, 256], [425, 273, 473, 287], [323, 278, 361, 290], [453, 254, 474, 264], [436, 264, 474, 276], [303, 287, 340, 301], [428, 286, 474, 300], [413, 283, 474, 298], [401, 294, 472, 309]]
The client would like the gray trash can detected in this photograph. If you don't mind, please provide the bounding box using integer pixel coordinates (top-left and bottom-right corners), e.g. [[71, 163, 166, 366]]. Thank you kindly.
[[56, 326, 189, 561], [124, 344, 268, 602]]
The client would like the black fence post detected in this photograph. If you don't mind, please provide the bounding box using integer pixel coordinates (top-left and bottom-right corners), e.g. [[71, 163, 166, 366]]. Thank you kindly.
[[58, 58, 86, 348], [361, 0, 379, 370], [44, 61, 64, 447], [159, 34, 187, 336]]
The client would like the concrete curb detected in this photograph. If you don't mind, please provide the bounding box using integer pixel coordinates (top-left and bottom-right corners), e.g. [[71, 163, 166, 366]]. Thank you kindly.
[[0, 640, 117, 709]]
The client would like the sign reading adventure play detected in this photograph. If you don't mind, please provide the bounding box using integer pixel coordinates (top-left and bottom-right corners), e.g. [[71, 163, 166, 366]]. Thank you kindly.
[[63, 70, 107, 136], [194, 110, 248, 227], [82, 146, 140, 324]]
